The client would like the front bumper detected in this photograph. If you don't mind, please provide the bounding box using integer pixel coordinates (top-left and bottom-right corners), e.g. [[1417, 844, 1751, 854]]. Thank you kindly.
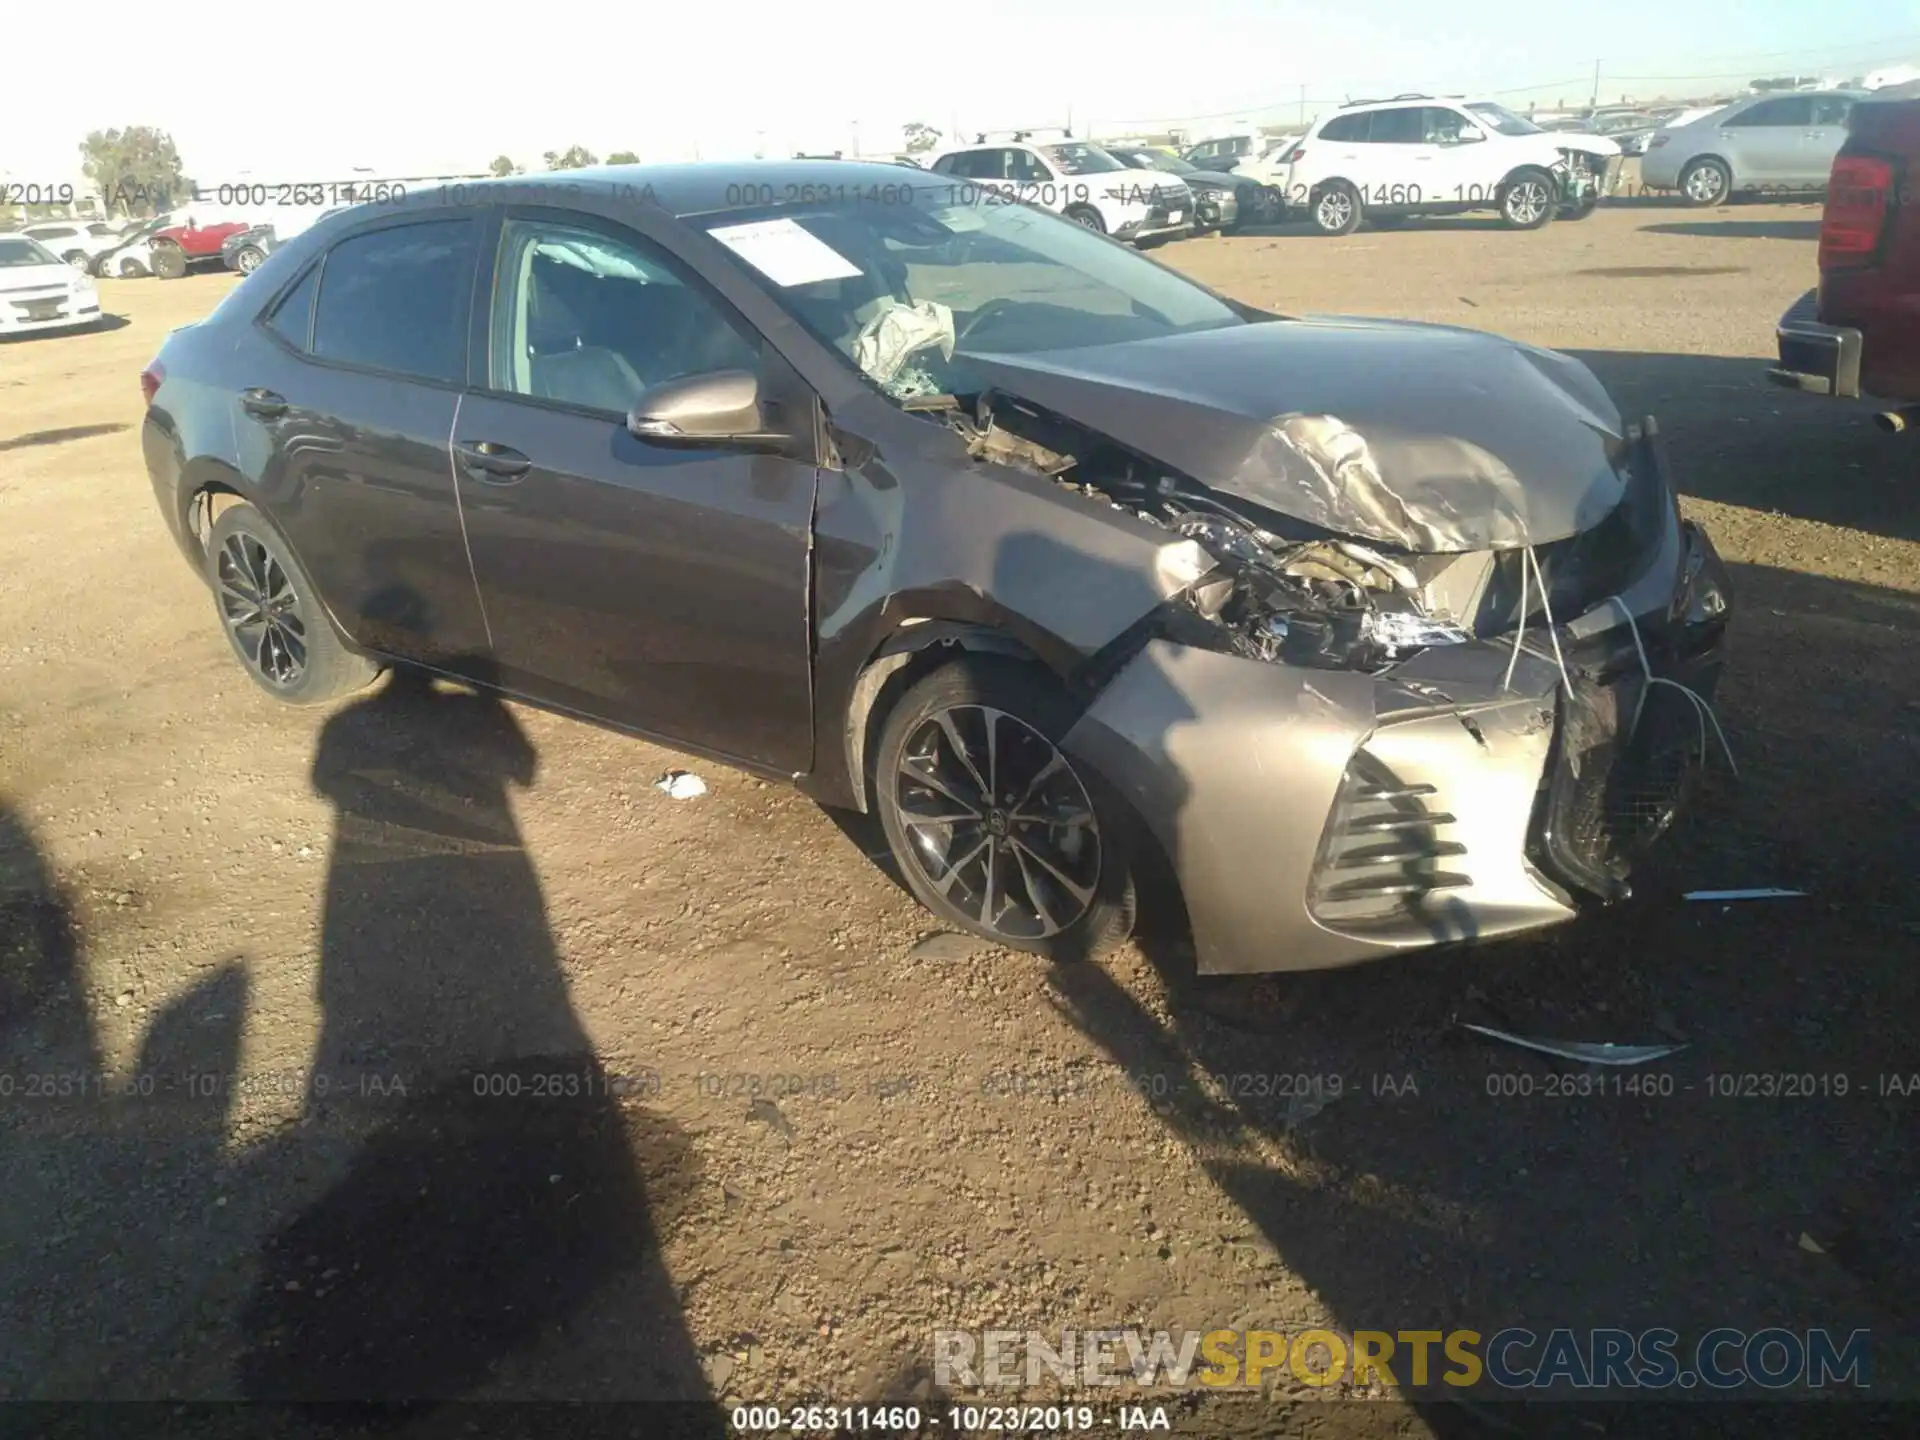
[[1064, 439, 1732, 976], [0, 291, 101, 334], [1193, 191, 1239, 230], [1114, 193, 1196, 243], [1767, 288, 1863, 399]]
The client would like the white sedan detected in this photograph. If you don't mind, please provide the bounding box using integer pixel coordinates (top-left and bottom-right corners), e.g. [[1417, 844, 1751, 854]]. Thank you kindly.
[[0, 234, 104, 334]]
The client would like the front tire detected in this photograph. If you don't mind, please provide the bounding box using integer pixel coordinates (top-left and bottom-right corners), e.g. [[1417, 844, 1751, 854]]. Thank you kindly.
[[1064, 204, 1105, 234], [204, 501, 379, 706], [873, 657, 1136, 962], [1499, 168, 1556, 229], [234, 246, 266, 275], [151, 243, 188, 279], [1560, 189, 1601, 220], [1309, 181, 1363, 236], [62, 250, 90, 271], [1678, 156, 1731, 207]]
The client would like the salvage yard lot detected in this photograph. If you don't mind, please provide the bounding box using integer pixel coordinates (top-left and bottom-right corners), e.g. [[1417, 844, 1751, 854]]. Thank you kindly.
[[2, 201, 1917, 1431]]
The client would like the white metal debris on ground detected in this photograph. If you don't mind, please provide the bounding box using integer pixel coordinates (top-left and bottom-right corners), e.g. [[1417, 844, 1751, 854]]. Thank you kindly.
[[654, 770, 708, 800]]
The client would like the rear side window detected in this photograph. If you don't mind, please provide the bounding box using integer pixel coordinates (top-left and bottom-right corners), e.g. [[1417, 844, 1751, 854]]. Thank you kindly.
[[1319, 113, 1371, 142], [1726, 97, 1811, 128], [265, 264, 320, 350], [309, 220, 478, 384]]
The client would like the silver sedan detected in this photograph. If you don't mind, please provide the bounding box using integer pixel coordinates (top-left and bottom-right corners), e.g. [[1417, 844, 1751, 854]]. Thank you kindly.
[[1640, 90, 1864, 204]]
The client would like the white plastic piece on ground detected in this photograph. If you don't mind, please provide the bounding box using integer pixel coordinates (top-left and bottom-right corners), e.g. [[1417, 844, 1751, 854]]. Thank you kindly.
[[853, 298, 955, 393], [1459, 1022, 1686, 1067], [654, 770, 708, 800]]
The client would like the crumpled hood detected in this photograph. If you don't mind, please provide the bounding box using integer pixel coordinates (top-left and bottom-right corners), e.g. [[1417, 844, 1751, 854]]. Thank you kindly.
[[961, 315, 1628, 553]]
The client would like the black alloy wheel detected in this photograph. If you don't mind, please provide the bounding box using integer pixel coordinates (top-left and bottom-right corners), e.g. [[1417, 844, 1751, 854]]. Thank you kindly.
[[875, 659, 1136, 960], [204, 500, 380, 704]]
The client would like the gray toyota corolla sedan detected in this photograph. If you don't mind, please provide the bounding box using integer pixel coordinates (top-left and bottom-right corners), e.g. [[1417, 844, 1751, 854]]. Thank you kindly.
[[140, 163, 1733, 973]]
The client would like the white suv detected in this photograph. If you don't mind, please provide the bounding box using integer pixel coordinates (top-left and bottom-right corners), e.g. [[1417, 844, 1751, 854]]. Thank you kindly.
[[1276, 96, 1620, 235], [19, 220, 126, 272], [928, 140, 1193, 247]]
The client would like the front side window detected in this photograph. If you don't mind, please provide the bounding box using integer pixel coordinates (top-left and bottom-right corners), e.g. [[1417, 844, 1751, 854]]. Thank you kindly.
[[310, 219, 478, 384], [699, 186, 1246, 401], [491, 220, 761, 415], [1009, 149, 1052, 183], [1423, 108, 1481, 144], [1041, 143, 1124, 176]]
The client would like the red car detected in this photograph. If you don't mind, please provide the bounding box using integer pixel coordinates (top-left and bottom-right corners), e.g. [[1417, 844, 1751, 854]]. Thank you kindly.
[[147, 213, 253, 279], [1770, 94, 1920, 430]]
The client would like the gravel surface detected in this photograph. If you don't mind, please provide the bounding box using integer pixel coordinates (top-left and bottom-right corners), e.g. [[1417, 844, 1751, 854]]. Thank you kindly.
[[1, 200, 1915, 1437]]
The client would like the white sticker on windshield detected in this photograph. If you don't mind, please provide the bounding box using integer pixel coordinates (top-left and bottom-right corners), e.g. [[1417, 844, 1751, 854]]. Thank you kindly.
[[708, 218, 862, 287]]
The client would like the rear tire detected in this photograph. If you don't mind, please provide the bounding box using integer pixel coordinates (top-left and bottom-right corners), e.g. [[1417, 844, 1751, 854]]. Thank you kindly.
[[62, 249, 90, 270], [1499, 168, 1556, 229], [152, 244, 188, 280], [873, 657, 1137, 963], [1309, 180, 1363, 236], [235, 246, 266, 275], [204, 501, 379, 706]]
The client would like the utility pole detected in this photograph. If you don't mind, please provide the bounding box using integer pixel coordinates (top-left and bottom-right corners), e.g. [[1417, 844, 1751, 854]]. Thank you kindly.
[[1299, 84, 1306, 128], [1590, 59, 1601, 111]]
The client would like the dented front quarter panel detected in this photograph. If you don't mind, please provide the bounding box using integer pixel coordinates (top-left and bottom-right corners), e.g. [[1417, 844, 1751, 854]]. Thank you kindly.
[[1064, 640, 1578, 975], [803, 391, 1210, 808]]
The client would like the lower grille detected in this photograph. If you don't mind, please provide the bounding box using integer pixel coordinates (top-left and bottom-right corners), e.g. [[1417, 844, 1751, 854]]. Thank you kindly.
[[1311, 753, 1470, 924], [1532, 676, 1701, 899]]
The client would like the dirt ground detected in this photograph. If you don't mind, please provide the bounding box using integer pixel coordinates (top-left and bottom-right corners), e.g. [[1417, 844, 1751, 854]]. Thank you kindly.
[[1, 199, 1916, 1439]]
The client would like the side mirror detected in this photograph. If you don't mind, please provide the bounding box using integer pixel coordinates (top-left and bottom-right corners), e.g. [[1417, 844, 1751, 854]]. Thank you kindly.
[[626, 369, 792, 451], [1450, 129, 1485, 144]]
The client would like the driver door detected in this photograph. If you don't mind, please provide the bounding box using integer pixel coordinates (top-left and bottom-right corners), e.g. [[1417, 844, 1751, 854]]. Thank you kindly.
[[452, 212, 821, 771]]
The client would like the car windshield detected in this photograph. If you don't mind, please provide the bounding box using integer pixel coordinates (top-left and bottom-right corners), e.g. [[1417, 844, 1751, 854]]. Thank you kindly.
[[1040, 143, 1125, 175], [1466, 102, 1543, 136], [697, 190, 1246, 401], [0, 236, 59, 267]]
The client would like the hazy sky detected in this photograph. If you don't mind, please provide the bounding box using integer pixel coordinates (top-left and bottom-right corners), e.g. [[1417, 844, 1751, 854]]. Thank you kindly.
[[8, 1, 1917, 182]]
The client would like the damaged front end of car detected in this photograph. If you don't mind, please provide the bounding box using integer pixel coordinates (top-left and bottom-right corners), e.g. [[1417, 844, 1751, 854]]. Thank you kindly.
[[916, 371, 1731, 975]]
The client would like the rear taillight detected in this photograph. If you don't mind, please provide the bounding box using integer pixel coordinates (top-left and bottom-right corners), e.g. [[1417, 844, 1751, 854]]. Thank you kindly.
[[1820, 154, 1895, 271], [1282, 146, 1305, 164], [139, 362, 164, 406]]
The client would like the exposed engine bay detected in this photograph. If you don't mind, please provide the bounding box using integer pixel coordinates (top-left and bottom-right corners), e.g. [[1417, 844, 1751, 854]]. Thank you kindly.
[[922, 389, 1523, 674]]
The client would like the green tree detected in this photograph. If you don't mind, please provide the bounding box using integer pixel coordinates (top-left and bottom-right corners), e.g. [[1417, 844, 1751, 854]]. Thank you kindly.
[[78, 126, 191, 216], [605, 150, 640, 165], [902, 121, 940, 154], [488, 155, 519, 177], [542, 145, 599, 171]]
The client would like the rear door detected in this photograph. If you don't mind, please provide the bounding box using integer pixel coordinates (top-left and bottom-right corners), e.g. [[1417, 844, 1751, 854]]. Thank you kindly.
[[1355, 106, 1429, 198], [1716, 96, 1813, 184], [1798, 95, 1858, 185], [231, 213, 493, 667], [450, 210, 818, 770]]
